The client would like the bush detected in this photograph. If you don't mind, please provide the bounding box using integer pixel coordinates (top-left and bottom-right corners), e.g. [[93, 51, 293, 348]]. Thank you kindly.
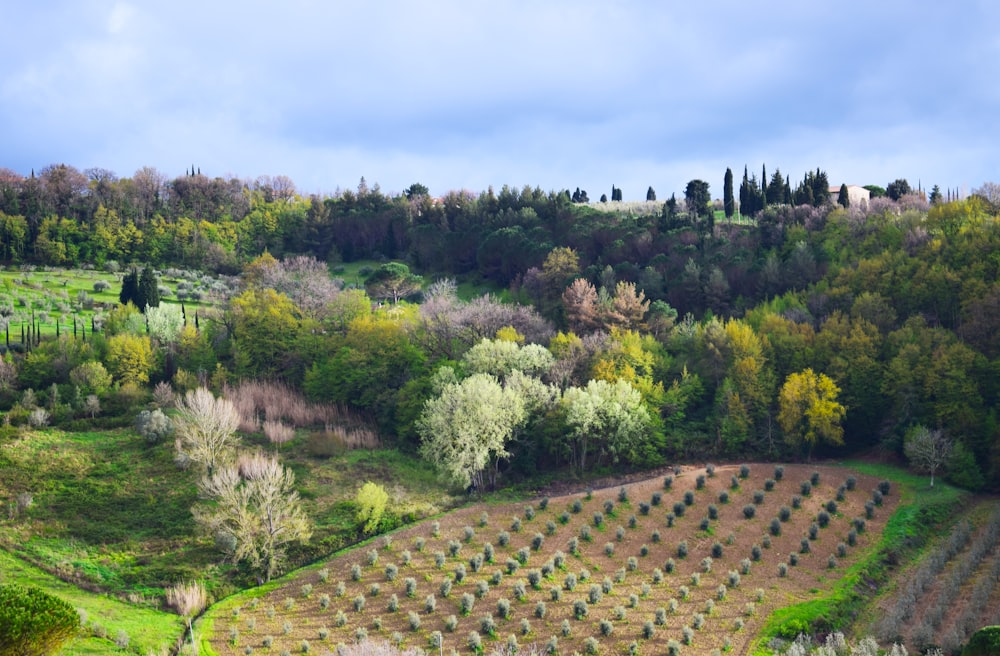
[[718, 490, 729, 504], [753, 490, 765, 504], [711, 542, 723, 558], [742, 504, 756, 519], [642, 621, 655, 639], [878, 480, 891, 495], [696, 474, 705, 489], [135, 408, 173, 444], [770, 518, 782, 536], [751, 544, 762, 561], [618, 486, 629, 503], [845, 476, 857, 491], [739, 464, 750, 478], [573, 599, 588, 620], [677, 540, 688, 558], [673, 502, 685, 517], [663, 475, 673, 489], [683, 490, 695, 506], [460, 592, 475, 615], [651, 492, 662, 506], [800, 481, 812, 496], [800, 538, 811, 554], [810, 471, 820, 486], [0, 584, 79, 656], [817, 511, 830, 528]]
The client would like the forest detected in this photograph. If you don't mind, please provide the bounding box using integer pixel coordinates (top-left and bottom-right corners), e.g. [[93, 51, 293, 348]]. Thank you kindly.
[[0, 164, 997, 495]]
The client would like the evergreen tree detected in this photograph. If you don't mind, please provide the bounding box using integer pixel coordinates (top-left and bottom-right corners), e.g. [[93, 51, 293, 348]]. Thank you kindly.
[[886, 178, 911, 201], [929, 185, 942, 204], [811, 169, 830, 205], [837, 184, 850, 208], [723, 168, 735, 218], [646, 186, 656, 202], [766, 170, 786, 205], [139, 265, 160, 310], [119, 268, 139, 307], [600, 193, 608, 203]]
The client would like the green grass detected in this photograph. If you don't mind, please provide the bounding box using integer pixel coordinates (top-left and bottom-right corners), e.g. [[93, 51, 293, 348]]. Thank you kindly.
[[751, 461, 967, 653], [0, 549, 183, 655]]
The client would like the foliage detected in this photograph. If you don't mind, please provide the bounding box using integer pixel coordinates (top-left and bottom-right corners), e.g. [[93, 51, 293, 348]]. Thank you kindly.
[[0, 583, 80, 656], [355, 482, 389, 535], [777, 369, 846, 458]]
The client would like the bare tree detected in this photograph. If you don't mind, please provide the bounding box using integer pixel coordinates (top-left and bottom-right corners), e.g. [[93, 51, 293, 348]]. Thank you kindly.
[[904, 426, 953, 487], [194, 451, 311, 582], [166, 581, 207, 654], [173, 387, 240, 474]]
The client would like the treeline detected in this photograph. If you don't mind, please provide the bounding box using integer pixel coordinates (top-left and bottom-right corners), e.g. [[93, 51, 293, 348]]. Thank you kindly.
[[0, 164, 998, 490]]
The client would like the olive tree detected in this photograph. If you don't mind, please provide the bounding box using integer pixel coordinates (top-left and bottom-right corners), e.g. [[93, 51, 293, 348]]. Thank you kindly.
[[173, 387, 240, 474], [417, 373, 527, 491], [903, 425, 953, 487]]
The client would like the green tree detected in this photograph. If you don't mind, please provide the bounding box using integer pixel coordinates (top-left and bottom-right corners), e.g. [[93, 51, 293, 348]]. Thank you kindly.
[[777, 369, 846, 459], [230, 288, 303, 380], [560, 378, 651, 474], [139, 264, 160, 310], [365, 262, 423, 304], [417, 373, 527, 490], [0, 584, 79, 656], [355, 481, 389, 534], [684, 179, 711, 220], [886, 178, 912, 201], [119, 267, 139, 307], [646, 186, 656, 202], [723, 167, 735, 218], [173, 387, 241, 475], [837, 183, 850, 208]]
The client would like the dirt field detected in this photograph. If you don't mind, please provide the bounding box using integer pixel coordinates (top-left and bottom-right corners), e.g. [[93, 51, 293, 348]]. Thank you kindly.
[[204, 463, 896, 656]]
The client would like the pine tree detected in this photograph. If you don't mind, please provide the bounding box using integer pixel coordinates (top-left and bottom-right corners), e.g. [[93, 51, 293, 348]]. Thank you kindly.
[[723, 168, 735, 218]]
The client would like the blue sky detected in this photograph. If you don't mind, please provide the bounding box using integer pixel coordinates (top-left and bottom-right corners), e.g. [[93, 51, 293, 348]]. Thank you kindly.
[[2, 1, 997, 200]]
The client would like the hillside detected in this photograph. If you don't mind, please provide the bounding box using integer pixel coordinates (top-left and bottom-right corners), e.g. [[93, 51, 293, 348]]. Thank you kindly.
[[200, 464, 896, 656]]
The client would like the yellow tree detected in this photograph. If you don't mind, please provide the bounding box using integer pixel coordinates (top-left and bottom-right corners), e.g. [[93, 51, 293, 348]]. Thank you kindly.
[[777, 368, 846, 459], [104, 333, 154, 386]]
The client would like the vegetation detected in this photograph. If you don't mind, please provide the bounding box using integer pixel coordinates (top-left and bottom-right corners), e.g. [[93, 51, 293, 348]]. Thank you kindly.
[[0, 583, 79, 656]]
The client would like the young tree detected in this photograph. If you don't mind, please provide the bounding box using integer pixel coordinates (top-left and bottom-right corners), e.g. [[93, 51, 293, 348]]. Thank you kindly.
[[104, 333, 154, 385], [173, 387, 241, 474], [139, 264, 160, 310], [0, 584, 79, 656], [195, 451, 311, 582], [166, 582, 207, 655], [356, 481, 389, 534], [903, 425, 953, 487], [777, 369, 846, 459], [723, 167, 735, 218], [561, 378, 651, 474]]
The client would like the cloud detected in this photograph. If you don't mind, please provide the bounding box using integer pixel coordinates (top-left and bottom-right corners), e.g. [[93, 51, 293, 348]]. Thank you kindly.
[[1, 0, 997, 199]]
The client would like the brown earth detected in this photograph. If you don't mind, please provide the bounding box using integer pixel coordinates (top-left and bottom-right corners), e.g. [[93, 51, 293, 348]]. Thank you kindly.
[[205, 463, 896, 656]]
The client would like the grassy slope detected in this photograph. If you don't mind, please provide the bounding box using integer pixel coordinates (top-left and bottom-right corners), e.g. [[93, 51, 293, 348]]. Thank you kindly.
[[751, 461, 966, 653], [0, 548, 183, 655]]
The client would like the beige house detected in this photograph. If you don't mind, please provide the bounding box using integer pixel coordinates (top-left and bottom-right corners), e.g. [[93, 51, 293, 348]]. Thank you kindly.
[[829, 185, 870, 207]]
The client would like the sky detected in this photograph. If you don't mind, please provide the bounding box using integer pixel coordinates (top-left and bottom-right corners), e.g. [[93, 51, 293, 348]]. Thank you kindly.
[[2, 1, 998, 200]]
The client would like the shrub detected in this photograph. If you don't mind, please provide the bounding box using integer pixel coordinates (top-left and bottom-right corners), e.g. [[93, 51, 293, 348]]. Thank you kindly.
[[873, 489, 883, 506], [800, 481, 812, 496], [828, 555, 838, 569], [593, 511, 604, 527], [460, 592, 475, 615], [479, 613, 495, 636], [742, 504, 756, 519], [579, 525, 591, 542], [878, 480, 891, 495], [475, 580, 489, 598], [836, 485, 846, 501], [810, 471, 820, 486], [651, 491, 662, 506], [753, 489, 765, 505], [665, 557, 676, 573], [751, 544, 762, 561], [762, 535, 771, 548], [550, 587, 561, 601], [511, 517, 522, 532], [0, 584, 79, 656], [800, 538, 810, 554], [845, 476, 857, 491], [527, 569, 542, 588], [789, 553, 799, 566], [539, 497, 549, 510], [792, 494, 802, 509], [467, 630, 481, 652], [353, 595, 365, 612], [778, 562, 788, 577], [673, 502, 685, 517], [817, 511, 830, 528], [564, 572, 577, 590], [655, 607, 667, 625], [809, 522, 820, 539], [652, 529, 661, 543], [525, 505, 535, 520], [690, 572, 701, 586], [512, 580, 527, 600], [640, 543, 649, 557], [604, 542, 615, 557], [696, 474, 706, 489], [588, 583, 602, 604], [642, 621, 655, 639], [664, 475, 673, 489], [445, 614, 458, 632], [571, 499, 582, 513], [455, 563, 467, 582], [545, 520, 556, 535], [683, 490, 695, 506], [652, 568, 663, 583], [711, 541, 723, 558], [545, 636, 559, 654], [764, 478, 776, 491], [619, 486, 629, 503], [638, 501, 650, 515], [573, 599, 588, 620], [718, 490, 729, 504], [666, 512, 675, 527], [682, 625, 694, 645], [739, 464, 750, 478], [385, 564, 398, 581], [677, 540, 688, 558], [560, 619, 571, 637], [407, 611, 421, 631], [854, 517, 867, 532], [770, 518, 782, 536], [699, 517, 710, 531], [389, 593, 400, 610]]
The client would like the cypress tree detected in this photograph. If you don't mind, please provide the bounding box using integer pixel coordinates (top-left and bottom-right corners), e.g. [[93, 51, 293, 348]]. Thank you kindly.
[[838, 184, 850, 208], [119, 268, 139, 307], [138, 265, 160, 311], [724, 168, 735, 218]]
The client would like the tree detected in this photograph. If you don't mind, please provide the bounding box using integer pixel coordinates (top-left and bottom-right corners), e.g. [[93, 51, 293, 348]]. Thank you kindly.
[[886, 178, 912, 201], [777, 369, 846, 459], [166, 582, 207, 655], [119, 267, 139, 307], [404, 183, 429, 200], [356, 481, 389, 534], [139, 265, 160, 310], [417, 373, 527, 490], [229, 288, 303, 379], [563, 278, 601, 333], [928, 184, 942, 205], [173, 387, 241, 475], [646, 186, 656, 202], [365, 262, 423, 304], [837, 183, 850, 208], [0, 583, 79, 656], [561, 378, 651, 474], [194, 451, 311, 582], [723, 167, 735, 218], [903, 425, 953, 487], [104, 333, 154, 386], [684, 179, 711, 220]]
